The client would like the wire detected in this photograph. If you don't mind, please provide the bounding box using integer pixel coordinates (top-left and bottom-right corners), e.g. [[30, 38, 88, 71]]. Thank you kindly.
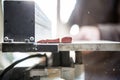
[[0, 54, 47, 80]]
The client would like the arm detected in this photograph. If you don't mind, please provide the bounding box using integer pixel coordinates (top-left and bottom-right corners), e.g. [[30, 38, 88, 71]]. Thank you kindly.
[[98, 24, 120, 41]]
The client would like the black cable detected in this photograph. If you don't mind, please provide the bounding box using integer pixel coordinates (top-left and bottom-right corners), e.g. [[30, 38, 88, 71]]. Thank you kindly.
[[0, 54, 46, 80]]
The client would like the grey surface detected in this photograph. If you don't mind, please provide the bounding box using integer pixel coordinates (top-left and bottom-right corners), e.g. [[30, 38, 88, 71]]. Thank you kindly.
[[59, 42, 120, 51]]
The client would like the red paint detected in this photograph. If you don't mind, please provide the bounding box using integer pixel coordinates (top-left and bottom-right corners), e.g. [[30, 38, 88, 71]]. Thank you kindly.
[[37, 37, 72, 43]]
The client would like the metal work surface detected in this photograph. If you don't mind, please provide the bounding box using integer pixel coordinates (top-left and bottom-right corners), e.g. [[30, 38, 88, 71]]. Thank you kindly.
[[1, 41, 120, 52], [59, 42, 120, 51]]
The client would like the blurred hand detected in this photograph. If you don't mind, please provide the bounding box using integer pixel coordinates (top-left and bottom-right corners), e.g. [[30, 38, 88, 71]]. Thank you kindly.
[[72, 26, 100, 41], [72, 26, 100, 54]]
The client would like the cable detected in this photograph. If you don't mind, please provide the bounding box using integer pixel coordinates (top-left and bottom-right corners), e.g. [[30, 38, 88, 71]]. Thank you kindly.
[[0, 54, 47, 80]]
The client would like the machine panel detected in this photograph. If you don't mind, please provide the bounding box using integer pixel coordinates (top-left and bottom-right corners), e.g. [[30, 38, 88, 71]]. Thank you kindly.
[[4, 1, 35, 42]]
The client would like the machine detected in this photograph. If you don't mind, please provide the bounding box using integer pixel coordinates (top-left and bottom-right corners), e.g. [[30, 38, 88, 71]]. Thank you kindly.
[[0, 1, 119, 80], [1, 1, 77, 80]]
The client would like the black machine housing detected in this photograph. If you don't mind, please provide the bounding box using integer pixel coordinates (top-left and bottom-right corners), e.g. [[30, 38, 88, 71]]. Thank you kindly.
[[4, 1, 35, 42]]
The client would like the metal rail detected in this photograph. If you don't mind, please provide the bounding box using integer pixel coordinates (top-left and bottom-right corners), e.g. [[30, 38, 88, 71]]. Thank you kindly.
[[59, 42, 120, 51], [1, 41, 120, 52]]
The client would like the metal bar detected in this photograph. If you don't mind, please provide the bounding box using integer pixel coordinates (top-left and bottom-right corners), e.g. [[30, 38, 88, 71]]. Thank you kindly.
[[2, 43, 58, 52], [1, 41, 120, 52], [59, 42, 120, 51]]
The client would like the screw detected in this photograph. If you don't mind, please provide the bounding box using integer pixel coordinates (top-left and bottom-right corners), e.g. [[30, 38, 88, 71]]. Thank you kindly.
[[30, 37, 34, 41]]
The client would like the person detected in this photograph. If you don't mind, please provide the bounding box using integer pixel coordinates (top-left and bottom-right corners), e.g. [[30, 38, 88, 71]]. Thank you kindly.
[[67, 0, 120, 80]]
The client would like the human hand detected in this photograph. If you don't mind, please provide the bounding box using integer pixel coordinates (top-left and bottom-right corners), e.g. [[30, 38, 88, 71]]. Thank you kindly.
[[72, 26, 100, 41], [72, 26, 100, 54]]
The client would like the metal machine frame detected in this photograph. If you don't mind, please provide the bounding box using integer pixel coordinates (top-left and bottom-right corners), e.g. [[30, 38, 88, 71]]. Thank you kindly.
[[1, 1, 120, 80]]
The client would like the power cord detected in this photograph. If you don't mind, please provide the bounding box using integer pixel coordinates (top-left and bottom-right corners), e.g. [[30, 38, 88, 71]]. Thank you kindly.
[[0, 54, 47, 80]]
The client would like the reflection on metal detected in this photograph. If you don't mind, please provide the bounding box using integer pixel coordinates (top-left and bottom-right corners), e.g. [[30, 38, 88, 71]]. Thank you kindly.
[[35, 4, 52, 41]]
